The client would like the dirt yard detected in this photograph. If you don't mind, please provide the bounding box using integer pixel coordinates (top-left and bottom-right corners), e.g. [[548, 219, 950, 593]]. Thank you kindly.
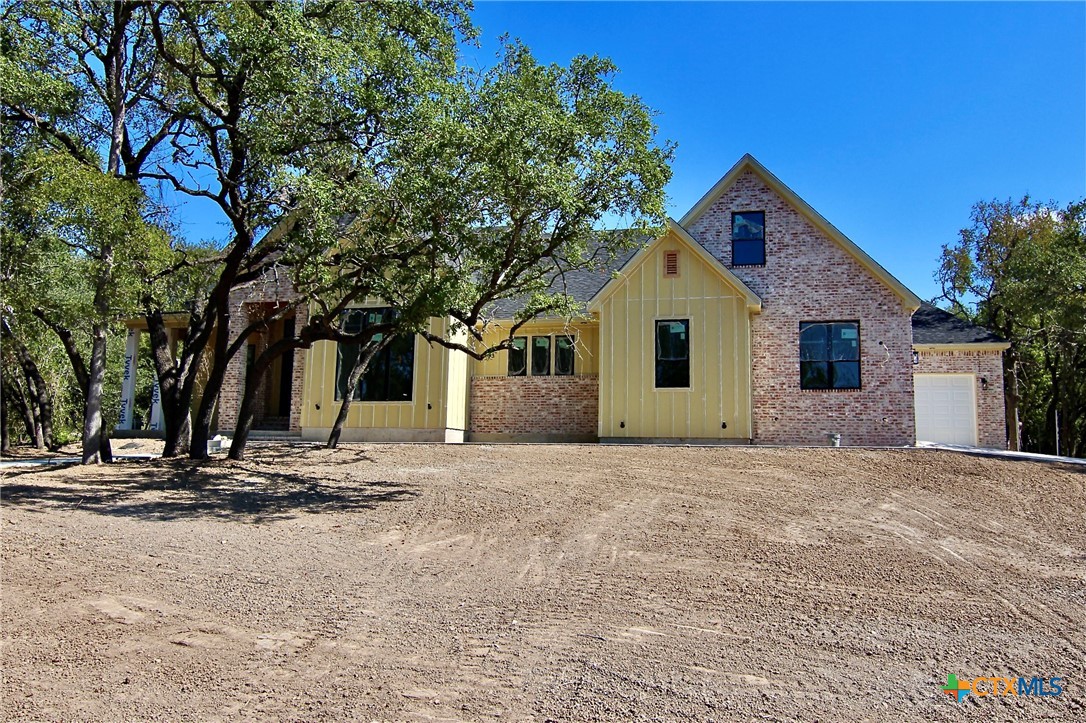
[[1, 444, 1083, 721]]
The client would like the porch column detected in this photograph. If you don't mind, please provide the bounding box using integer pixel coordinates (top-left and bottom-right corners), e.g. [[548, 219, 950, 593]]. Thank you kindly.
[[116, 328, 139, 430], [148, 372, 163, 432]]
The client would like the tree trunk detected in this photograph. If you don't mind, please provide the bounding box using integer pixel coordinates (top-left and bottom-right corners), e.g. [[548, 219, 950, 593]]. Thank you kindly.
[[78, 1, 130, 465], [29, 309, 115, 461], [145, 311, 193, 457], [5, 380, 37, 445], [227, 336, 305, 461], [226, 357, 266, 462], [1, 383, 10, 454], [32, 308, 90, 393], [1003, 349, 1021, 451], [2, 319, 57, 450], [327, 338, 388, 450], [190, 306, 233, 460], [14, 368, 46, 450], [81, 323, 109, 464], [19, 358, 55, 450], [22, 371, 45, 449]]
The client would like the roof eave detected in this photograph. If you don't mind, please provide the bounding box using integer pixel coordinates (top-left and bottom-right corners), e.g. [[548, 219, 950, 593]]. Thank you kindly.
[[914, 342, 1011, 352]]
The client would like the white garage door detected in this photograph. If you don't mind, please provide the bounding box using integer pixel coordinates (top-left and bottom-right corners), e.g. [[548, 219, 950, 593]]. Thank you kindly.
[[915, 374, 977, 445]]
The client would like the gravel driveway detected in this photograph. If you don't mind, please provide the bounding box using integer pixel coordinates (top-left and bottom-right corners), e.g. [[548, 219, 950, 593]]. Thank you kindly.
[[2, 444, 1083, 720]]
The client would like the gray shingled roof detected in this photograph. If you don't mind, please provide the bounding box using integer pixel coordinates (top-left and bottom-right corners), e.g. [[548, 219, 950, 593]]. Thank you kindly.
[[487, 241, 645, 319], [911, 302, 1006, 345], [488, 243, 1005, 349]]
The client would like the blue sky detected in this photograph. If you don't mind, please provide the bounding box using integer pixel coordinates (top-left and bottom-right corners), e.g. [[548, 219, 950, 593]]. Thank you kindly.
[[174, 2, 1084, 303], [465, 1, 1086, 302]]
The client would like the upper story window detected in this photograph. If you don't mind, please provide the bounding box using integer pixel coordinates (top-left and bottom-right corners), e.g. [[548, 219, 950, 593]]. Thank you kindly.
[[335, 308, 415, 402], [800, 321, 860, 390], [507, 334, 577, 376], [731, 211, 766, 266], [655, 319, 690, 389]]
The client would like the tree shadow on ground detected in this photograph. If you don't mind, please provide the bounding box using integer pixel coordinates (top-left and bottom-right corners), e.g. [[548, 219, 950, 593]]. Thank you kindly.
[[0, 450, 415, 523]]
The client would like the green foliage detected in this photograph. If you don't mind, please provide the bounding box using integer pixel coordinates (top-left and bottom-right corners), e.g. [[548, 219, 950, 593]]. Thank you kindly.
[[285, 39, 673, 346], [1, 142, 161, 443], [4, 0, 673, 455], [938, 196, 1086, 456]]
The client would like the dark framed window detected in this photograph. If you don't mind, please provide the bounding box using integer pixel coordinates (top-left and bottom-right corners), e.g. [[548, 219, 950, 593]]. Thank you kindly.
[[555, 335, 575, 376], [531, 336, 551, 376], [508, 336, 527, 376], [731, 211, 766, 266], [655, 319, 690, 388], [800, 321, 860, 390], [335, 308, 415, 401]]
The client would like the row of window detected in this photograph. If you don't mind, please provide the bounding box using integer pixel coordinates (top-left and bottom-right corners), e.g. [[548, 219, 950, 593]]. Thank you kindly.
[[330, 309, 859, 401], [508, 335, 576, 376], [332, 318, 582, 401], [652, 319, 861, 391]]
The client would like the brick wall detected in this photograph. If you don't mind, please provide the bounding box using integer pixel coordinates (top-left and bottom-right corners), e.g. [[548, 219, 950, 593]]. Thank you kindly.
[[469, 375, 598, 439], [287, 304, 308, 432], [216, 268, 306, 435], [914, 349, 1007, 449], [685, 169, 915, 446]]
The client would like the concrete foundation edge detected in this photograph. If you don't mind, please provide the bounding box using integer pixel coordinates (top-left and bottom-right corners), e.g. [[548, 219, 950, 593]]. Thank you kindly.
[[301, 427, 464, 444], [601, 437, 753, 445], [467, 433, 598, 444]]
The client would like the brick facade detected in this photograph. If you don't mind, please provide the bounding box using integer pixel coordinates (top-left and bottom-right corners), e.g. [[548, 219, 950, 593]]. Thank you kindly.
[[914, 349, 1007, 449], [216, 268, 307, 435], [468, 375, 598, 441], [686, 169, 915, 446], [208, 162, 1003, 449]]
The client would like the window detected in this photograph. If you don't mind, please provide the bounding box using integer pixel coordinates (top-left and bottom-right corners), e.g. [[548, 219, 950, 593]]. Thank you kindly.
[[655, 319, 690, 388], [800, 321, 860, 390], [531, 336, 551, 376], [335, 308, 415, 401], [731, 211, 765, 266], [507, 333, 577, 376], [555, 335, 575, 376], [508, 336, 527, 376], [663, 250, 679, 277]]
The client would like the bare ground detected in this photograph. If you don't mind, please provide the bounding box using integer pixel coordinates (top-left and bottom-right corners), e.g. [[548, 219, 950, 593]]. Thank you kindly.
[[1, 444, 1083, 721]]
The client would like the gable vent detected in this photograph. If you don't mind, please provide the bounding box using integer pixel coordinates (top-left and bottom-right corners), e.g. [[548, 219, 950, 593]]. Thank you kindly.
[[663, 250, 679, 277]]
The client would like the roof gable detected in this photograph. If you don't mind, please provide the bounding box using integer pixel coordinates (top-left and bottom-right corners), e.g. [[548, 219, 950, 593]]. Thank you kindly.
[[680, 154, 922, 311], [588, 219, 762, 312]]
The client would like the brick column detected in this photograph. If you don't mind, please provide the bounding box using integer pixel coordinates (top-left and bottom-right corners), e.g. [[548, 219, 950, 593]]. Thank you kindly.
[[288, 305, 308, 432], [216, 297, 249, 434]]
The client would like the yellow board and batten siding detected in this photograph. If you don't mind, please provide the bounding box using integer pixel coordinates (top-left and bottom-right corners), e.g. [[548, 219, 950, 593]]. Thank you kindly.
[[299, 316, 470, 441], [593, 224, 759, 440]]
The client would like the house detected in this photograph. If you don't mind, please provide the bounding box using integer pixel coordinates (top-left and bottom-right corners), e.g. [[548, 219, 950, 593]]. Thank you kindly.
[[117, 155, 1010, 448]]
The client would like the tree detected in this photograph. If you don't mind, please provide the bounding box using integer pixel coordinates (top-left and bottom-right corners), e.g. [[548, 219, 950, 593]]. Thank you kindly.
[[4, 0, 473, 460], [225, 43, 673, 459], [938, 196, 1086, 456], [138, 0, 473, 459], [3, 0, 179, 463]]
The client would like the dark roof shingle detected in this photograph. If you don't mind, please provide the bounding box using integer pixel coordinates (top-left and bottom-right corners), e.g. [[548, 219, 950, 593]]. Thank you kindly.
[[486, 241, 645, 319], [911, 302, 1006, 345]]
